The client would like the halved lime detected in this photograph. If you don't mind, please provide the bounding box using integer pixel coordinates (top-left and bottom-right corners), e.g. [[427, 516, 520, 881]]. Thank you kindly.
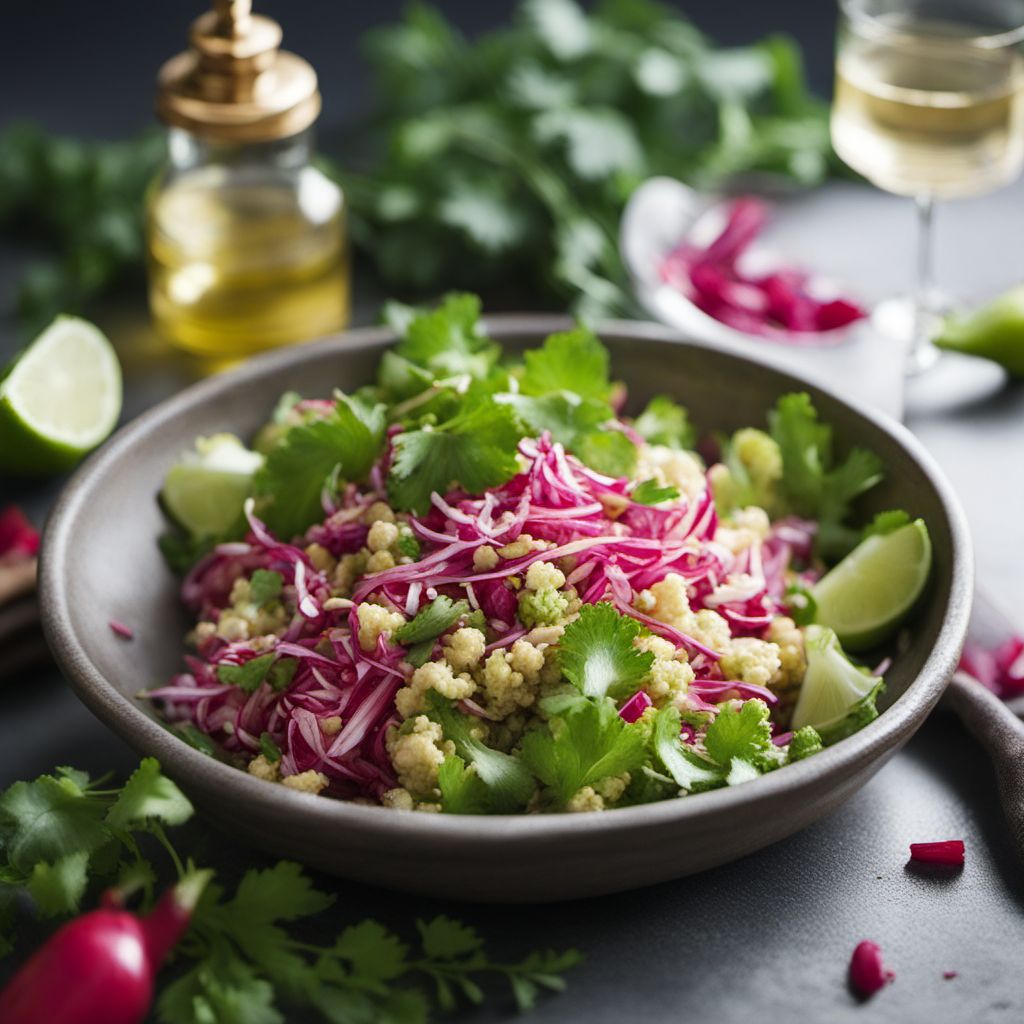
[[791, 625, 879, 734], [0, 316, 122, 475], [161, 434, 263, 537], [812, 519, 932, 651]]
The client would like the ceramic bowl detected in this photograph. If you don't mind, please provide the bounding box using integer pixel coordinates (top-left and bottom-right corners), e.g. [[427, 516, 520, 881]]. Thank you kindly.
[[39, 316, 972, 902]]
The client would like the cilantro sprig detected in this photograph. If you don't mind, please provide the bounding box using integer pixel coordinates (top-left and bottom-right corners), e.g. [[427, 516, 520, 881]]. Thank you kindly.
[[558, 602, 654, 700], [0, 759, 581, 1020]]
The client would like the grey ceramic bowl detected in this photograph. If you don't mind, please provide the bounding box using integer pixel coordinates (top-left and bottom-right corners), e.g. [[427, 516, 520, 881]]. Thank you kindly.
[[40, 317, 972, 903]]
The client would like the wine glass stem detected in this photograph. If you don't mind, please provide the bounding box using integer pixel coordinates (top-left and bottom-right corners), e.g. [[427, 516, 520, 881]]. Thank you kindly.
[[909, 194, 940, 371]]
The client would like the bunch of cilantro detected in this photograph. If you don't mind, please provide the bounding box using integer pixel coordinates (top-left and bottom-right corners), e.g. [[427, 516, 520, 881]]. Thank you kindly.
[[162, 292, 693, 559], [344, 0, 835, 315], [0, 759, 581, 1022], [1, 1, 833, 330], [423, 601, 824, 815]]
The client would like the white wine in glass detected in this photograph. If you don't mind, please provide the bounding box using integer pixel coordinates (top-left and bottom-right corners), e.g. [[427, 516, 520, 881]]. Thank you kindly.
[[831, 1, 1024, 372]]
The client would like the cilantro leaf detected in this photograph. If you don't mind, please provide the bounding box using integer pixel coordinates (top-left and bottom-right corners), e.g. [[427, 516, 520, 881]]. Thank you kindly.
[[631, 479, 680, 505], [216, 653, 276, 692], [391, 293, 499, 381], [703, 699, 773, 766], [633, 395, 696, 450], [331, 920, 409, 983], [497, 391, 612, 450], [388, 400, 522, 514], [105, 757, 193, 830], [520, 326, 612, 401], [249, 569, 283, 607], [418, 916, 484, 960], [437, 756, 491, 815], [862, 509, 911, 540], [768, 393, 883, 559], [394, 595, 469, 646], [25, 851, 90, 916], [259, 732, 282, 763], [520, 697, 647, 804], [573, 429, 637, 477], [426, 694, 535, 812], [254, 397, 386, 540], [0, 772, 110, 875], [558, 603, 653, 699], [651, 707, 721, 792]]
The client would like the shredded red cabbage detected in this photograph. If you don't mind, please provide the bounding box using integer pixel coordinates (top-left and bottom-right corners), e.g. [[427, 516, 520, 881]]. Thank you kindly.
[[959, 636, 1024, 700], [848, 940, 894, 998], [908, 840, 964, 866], [0, 505, 39, 561]]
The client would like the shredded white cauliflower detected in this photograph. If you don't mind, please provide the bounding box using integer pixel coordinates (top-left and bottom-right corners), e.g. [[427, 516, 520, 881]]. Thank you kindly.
[[355, 603, 405, 653]]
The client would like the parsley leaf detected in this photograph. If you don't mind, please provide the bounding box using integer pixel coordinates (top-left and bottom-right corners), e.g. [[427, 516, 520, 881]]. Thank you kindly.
[[394, 595, 469, 646], [521, 697, 647, 805], [558, 603, 654, 699], [254, 396, 386, 540], [703, 699, 773, 766], [249, 569, 283, 607], [520, 326, 611, 401], [426, 693, 535, 813], [633, 395, 696, 450], [388, 400, 522, 514], [631, 479, 680, 505]]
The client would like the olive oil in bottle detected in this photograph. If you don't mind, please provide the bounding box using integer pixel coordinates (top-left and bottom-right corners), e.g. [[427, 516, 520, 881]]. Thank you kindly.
[[148, 0, 349, 359]]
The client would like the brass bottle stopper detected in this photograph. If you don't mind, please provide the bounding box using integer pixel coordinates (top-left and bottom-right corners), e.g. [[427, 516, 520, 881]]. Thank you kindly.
[[156, 0, 321, 143]]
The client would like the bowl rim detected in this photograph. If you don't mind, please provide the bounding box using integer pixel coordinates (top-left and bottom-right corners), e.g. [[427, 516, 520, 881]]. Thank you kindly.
[[40, 315, 974, 844]]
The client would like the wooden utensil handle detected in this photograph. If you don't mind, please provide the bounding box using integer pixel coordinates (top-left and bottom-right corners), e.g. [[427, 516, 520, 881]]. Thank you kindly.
[[945, 671, 1024, 858]]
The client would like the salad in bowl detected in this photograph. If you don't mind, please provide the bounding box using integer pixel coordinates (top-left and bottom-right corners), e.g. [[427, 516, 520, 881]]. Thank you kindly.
[[149, 294, 931, 816]]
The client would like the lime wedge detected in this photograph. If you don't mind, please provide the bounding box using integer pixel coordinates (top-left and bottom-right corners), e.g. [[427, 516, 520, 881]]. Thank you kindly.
[[812, 519, 932, 651], [161, 434, 263, 537], [791, 625, 879, 735], [0, 316, 122, 475]]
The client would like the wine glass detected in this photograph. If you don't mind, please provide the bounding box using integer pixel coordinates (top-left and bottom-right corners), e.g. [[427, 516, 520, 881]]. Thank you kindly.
[[832, 0, 1024, 373]]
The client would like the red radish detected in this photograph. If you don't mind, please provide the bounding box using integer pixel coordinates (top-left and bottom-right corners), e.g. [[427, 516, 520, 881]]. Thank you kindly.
[[848, 939, 894, 998], [0, 505, 39, 561], [0, 870, 211, 1024], [909, 840, 965, 866]]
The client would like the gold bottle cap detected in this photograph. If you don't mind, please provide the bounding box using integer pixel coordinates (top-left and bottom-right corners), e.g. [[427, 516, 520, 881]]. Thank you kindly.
[[156, 0, 321, 143]]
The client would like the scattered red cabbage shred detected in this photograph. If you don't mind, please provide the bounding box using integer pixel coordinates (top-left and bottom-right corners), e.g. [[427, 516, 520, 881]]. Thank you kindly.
[[959, 637, 1024, 700], [908, 840, 965, 866], [848, 940, 894, 998]]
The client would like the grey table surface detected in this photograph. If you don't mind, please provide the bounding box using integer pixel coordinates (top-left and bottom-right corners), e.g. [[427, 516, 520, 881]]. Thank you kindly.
[[3, 2, 1024, 1021]]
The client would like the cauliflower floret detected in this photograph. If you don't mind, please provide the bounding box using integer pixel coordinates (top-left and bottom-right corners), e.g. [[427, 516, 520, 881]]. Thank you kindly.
[[281, 770, 329, 795], [720, 637, 782, 688], [386, 716, 455, 796], [508, 638, 545, 679], [498, 534, 537, 559], [518, 587, 570, 628], [689, 610, 732, 653], [362, 501, 396, 525], [443, 627, 487, 673], [473, 545, 499, 571], [332, 551, 368, 596], [767, 616, 807, 701], [633, 634, 676, 661], [366, 550, 396, 573], [305, 542, 337, 574], [479, 649, 541, 718], [524, 560, 566, 591], [647, 658, 695, 702], [733, 429, 782, 485], [320, 715, 343, 736], [645, 574, 692, 629], [381, 787, 415, 810], [566, 786, 605, 812], [367, 520, 400, 553], [396, 660, 476, 718], [356, 603, 405, 653], [731, 506, 771, 538], [594, 772, 632, 804], [641, 575, 732, 654], [247, 754, 279, 782], [216, 611, 250, 642], [635, 445, 706, 502]]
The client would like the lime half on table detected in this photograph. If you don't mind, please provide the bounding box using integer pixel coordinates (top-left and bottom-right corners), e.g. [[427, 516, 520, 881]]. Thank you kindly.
[[812, 519, 932, 651], [0, 316, 122, 475]]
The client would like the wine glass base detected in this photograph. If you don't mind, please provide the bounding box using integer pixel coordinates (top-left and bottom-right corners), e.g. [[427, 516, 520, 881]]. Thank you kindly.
[[870, 295, 948, 376]]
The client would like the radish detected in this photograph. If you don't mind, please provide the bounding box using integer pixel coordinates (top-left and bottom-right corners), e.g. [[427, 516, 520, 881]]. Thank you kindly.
[[0, 870, 211, 1024]]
